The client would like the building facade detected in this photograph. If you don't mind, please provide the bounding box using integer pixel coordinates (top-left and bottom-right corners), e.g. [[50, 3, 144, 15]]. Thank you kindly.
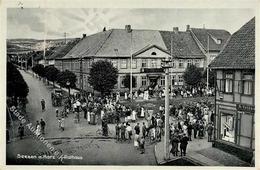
[[55, 25, 230, 92], [210, 17, 255, 163]]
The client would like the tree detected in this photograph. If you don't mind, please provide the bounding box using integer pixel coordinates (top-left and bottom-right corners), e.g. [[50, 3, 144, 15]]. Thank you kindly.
[[44, 65, 60, 87], [32, 64, 45, 78], [7, 62, 29, 98], [203, 69, 216, 87], [89, 60, 118, 95], [183, 65, 202, 86], [122, 74, 137, 90], [57, 70, 77, 88]]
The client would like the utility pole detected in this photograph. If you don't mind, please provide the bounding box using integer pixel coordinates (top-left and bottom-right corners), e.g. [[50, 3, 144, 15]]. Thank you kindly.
[[161, 56, 172, 161], [130, 31, 133, 100], [79, 56, 84, 96], [207, 34, 209, 93]]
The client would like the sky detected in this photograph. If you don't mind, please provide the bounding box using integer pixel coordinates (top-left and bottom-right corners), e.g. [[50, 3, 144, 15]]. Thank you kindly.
[[7, 8, 255, 39]]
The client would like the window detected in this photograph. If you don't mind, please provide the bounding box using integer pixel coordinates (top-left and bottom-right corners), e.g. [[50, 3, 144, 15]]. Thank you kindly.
[[111, 59, 118, 68], [172, 60, 176, 68], [151, 59, 157, 68], [151, 52, 157, 55], [160, 76, 165, 86], [225, 73, 233, 93], [120, 76, 125, 88], [132, 59, 137, 69], [220, 112, 235, 143], [179, 59, 184, 68], [243, 74, 253, 95], [194, 59, 200, 67], [142, 59, 147, 68], [141, 76, 147, 86], [187, 59, 192, 67], [178, 75, 183, 82], [172, 75, 176, 85], [89, 59, 93, 68], [120, 59, 127, 69]]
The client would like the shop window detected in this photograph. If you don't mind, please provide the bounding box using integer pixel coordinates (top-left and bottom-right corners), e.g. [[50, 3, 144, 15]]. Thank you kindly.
[[243, 74, 253, 95], [141, 76, 147, 86], [225, 73, 233, 93], [120, 59, 127, 69], [220, 112, 235, 143]]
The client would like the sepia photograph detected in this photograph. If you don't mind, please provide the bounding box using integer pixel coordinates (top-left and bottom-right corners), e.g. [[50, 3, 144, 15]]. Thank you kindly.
[[4, 5, 256, 166]]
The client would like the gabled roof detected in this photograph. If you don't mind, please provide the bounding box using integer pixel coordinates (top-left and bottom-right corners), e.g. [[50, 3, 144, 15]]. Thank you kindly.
[[132, 44, 170, 57], [160, 31, 205, 59], [46, 38, 81, 60], [210, 17, 255, 69], [191, 28, 230, 52]]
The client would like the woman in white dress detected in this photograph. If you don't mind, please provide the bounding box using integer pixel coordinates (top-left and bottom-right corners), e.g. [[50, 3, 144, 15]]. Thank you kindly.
[[134, 132, 140, 149], [140, 107, 145, 118], [36, 123, 41, 136]]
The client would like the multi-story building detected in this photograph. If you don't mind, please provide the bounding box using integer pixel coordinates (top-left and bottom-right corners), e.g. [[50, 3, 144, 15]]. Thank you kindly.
[[55, 25, 230, 92], [210, 17, 255, 163]]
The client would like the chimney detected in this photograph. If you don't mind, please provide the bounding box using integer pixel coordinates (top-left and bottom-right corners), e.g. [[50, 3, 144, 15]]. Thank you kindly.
[[125, 25, 132, 33], [186, 25, 190, 31], [173, 27, 179, 34], [82, 34, 86, 38]]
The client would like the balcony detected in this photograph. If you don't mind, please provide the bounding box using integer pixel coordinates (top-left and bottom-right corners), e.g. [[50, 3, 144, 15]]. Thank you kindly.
[[140, 68, 164, 73]]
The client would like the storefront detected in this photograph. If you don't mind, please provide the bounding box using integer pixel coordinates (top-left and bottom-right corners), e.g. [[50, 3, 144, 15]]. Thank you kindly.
[[214, 102, 255, 162]]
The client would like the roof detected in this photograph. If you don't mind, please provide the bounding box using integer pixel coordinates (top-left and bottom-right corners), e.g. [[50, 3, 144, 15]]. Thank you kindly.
[[63, 30, 113, 59], [133, 44, 170, 57], [46, 38, 81, 60], [62, 27, 230, 60], [191, 28, 231, 51], [160, 31, 205, 59], [210, 17, 255, 69]]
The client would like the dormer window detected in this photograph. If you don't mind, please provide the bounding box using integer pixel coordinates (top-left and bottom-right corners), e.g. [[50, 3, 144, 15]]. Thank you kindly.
[[151, 52, 157, 55]]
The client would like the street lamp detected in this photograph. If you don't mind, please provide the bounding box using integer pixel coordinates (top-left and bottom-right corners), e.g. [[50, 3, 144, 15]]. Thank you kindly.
[[161, 57, 172, 161], [66, 81, 71, 97]]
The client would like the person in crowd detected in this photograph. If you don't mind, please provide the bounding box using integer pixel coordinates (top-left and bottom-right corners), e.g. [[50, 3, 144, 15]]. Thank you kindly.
[[139, 136, 145, 154], [126, 123, 133, 142], [134, 123, 140, 135], [207, 122, 214, 142], [41, 99, 45, 112], [180, 133, 189, 156], [187, 122, 193, 141], [40, 118, 46, 134], [35, 121, 41, 136], [193, 121, 199, 139], [18, 123, 24, 139], [170, 134, 179, 157], [60, 117, 65, 131], [142, 122, 147, 138], [56, 109, 59, 117], [120, 122, 126, 141], [115, 123, 120, 142], [198, 121, 204, 139]]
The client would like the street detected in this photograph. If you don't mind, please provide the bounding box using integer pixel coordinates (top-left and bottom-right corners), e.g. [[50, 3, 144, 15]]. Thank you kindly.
[[7, 70, 156, 165]]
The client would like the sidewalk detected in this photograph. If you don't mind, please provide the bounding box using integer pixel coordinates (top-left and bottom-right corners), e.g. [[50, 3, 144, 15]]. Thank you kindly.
[[154, 137, 250, 166]]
